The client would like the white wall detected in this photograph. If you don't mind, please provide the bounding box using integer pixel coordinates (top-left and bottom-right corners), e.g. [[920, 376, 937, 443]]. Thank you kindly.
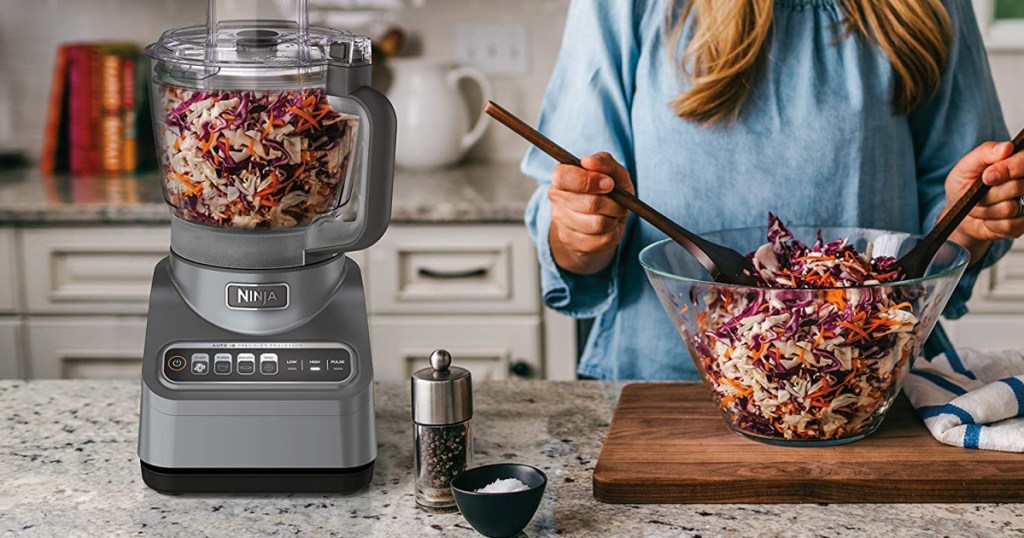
[[990, 53, 1024, 134], [0, 0, 1019, 163], [0, 0, 207, 158]]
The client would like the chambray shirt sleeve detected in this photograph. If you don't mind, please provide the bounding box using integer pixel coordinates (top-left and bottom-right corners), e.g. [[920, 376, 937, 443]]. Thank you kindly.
[[909, 0, 1011, 320], [520, 0, 641, 318]]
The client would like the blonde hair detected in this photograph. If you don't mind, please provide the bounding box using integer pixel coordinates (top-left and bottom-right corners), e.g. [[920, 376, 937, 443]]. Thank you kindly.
[[669, 0, 953, 125]]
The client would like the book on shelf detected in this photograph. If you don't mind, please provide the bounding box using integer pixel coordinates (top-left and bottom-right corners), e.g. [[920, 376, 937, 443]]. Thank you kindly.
[[41, 42, 155, 176]]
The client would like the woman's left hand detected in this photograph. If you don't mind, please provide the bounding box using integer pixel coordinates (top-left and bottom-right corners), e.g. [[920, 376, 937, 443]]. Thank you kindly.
[[944, 141, 1024, 259]]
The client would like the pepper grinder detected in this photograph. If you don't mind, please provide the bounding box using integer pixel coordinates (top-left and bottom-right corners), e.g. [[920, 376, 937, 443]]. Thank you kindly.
[[411, 349, 473, 512]]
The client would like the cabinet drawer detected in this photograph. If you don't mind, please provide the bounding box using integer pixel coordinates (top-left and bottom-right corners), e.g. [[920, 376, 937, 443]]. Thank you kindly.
[[0, 228, 17, 312], [369, 316, 541, 382], [21, 227, 169, 314], [368, 225, 539, 314], [25, 317, 146, 379], [964, 238, 1024, 314], [943, 316, 1024, 352], [0, 318, 21, 378]]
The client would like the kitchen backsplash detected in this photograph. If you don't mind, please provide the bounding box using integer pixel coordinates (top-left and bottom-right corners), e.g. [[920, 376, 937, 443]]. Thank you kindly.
[[0, 0, 1022, 164]]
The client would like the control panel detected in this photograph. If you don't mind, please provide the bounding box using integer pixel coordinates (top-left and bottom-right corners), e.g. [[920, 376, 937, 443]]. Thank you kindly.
[[162, 342, 353, 383]]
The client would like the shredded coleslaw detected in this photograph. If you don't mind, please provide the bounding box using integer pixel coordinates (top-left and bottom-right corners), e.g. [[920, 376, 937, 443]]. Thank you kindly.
[[157, 86, 358, 228], [693, 214, 919, 441]]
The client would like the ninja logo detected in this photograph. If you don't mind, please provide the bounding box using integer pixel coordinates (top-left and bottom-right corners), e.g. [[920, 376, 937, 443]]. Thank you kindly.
[[226, 284, 289, 309]]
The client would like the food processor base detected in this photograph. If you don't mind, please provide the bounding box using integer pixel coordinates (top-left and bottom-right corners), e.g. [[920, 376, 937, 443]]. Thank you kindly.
[[138, 254, 378, 495], [140, 461, 375, 495]]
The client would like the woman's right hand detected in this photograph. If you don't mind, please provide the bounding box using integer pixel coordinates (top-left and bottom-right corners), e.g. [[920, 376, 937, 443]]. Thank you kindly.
[[548, 152, 634, 275]]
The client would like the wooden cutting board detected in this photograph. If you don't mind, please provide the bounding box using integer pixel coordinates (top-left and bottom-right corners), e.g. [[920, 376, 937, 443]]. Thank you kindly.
[[593, 383, 1024, 504]]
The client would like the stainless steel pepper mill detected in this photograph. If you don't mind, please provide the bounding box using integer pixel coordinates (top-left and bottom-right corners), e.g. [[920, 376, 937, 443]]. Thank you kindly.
[[411, 349, 473, 512]]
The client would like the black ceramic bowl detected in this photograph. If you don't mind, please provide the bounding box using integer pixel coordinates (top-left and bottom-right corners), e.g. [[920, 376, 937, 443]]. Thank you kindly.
[[451, 463, 547, 538]]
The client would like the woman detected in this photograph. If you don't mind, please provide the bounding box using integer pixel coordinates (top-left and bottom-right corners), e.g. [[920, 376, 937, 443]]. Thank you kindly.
[[522, 0, 1024, 380]]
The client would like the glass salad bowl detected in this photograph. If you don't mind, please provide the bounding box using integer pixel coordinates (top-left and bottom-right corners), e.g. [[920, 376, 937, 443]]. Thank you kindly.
[[639, 226, 968, 446]]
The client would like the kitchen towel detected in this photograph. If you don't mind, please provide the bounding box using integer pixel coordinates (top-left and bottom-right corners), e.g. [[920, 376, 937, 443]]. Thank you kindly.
[[903, 348, 1024, 452]]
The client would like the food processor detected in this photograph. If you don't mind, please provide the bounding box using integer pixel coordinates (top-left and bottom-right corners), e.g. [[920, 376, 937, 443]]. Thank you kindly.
[[137, 0, 395, 493]]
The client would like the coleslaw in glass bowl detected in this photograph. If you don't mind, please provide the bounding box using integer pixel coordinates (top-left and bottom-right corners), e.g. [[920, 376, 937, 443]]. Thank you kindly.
[[640, 216, 968, 446]]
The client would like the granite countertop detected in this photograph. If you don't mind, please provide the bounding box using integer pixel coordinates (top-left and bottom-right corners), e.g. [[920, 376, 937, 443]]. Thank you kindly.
[[0, 162, 536, 225], [3, 380, 1022, 537]]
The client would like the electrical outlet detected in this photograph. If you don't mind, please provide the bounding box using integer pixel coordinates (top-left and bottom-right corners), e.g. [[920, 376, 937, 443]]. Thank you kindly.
[[452, 23, 530, 76]]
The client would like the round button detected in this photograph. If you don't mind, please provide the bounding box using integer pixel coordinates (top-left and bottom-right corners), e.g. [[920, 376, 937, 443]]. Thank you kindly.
[[167, 355, 187, 372]]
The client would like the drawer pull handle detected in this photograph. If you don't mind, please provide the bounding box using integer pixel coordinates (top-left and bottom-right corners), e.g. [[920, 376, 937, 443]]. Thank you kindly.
[[417, 267, 489, 279], [510, 360, 533, 378]]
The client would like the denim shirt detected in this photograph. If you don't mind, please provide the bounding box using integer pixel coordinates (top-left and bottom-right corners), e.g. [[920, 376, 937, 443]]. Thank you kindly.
[[521, 0, 1011, 380]]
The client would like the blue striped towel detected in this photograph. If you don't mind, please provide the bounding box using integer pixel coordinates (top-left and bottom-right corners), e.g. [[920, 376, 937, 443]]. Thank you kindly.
[[903, 348, 1024, 452]]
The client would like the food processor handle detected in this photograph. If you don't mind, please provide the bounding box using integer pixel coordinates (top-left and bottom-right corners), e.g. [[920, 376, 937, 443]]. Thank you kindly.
[[325, 59, 397, 253]]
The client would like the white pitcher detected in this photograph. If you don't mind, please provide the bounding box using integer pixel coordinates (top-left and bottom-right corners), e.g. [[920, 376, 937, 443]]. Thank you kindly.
[[387, 59, 493, 170]]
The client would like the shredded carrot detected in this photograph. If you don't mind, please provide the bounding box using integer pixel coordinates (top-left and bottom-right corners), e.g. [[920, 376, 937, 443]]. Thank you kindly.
[[175, 172, 195, 190], [288, 106, 319, 127], [314, 106, 333, 122], [200, 130, 218, 153], [837, 321, 870, 341], [879, 302, 912, 314], [825, 289, 847, 310], [720, 393, 743, 406], [679, 304, 689, 314], [724, 377, 749, 394]]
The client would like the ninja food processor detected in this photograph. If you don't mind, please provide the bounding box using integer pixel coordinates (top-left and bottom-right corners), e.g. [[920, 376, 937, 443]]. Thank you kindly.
[[137, 0, 396, 493]]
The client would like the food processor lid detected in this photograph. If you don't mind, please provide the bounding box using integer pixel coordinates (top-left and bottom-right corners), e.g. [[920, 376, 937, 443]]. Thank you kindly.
[[145, 0, 370, 71], [146, 23, 370, 69]]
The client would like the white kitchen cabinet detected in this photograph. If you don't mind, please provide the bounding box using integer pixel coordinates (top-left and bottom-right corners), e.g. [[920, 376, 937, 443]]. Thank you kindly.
[[370, 316, 541, 381], [944, 238, 1024, 351], [11, 223, 569, 381], [368, 225, 539, 315], [25, 317, 147, 379], [944, 316, 1024, 352], [0, 228, 18, 312], [0, 318, 22, 378], [20, 227, 169, 315], [960, 239, 1024, 314], [543, 306, 578, 380]]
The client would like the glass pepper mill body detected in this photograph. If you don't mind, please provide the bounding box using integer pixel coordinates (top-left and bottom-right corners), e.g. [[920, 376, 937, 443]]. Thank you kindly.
[[411, 349, 473, 512]]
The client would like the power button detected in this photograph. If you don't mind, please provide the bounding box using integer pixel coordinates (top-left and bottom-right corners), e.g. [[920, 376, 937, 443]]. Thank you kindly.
[[167, 355, 187, 372]]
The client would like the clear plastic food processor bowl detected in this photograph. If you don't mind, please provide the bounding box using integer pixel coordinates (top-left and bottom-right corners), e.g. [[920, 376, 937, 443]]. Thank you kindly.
[[146, 0, 371, 230]]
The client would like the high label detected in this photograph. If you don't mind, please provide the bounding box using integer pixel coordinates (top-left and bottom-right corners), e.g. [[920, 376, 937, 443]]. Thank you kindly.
[[226, 283, 289, 310]]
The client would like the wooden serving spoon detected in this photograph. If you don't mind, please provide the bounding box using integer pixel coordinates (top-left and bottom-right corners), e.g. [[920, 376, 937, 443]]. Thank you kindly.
[[483, 100, 758, 286], [897, 126, 1024, 279]]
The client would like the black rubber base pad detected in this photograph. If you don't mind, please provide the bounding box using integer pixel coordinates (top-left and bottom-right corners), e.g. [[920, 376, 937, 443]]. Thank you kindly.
[[140, 460, 374, 495]]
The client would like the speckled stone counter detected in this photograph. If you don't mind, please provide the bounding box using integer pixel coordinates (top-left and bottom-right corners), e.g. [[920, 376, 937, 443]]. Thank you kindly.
[[2, 380, 1023, 537], [0, 162, 535, 225]]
